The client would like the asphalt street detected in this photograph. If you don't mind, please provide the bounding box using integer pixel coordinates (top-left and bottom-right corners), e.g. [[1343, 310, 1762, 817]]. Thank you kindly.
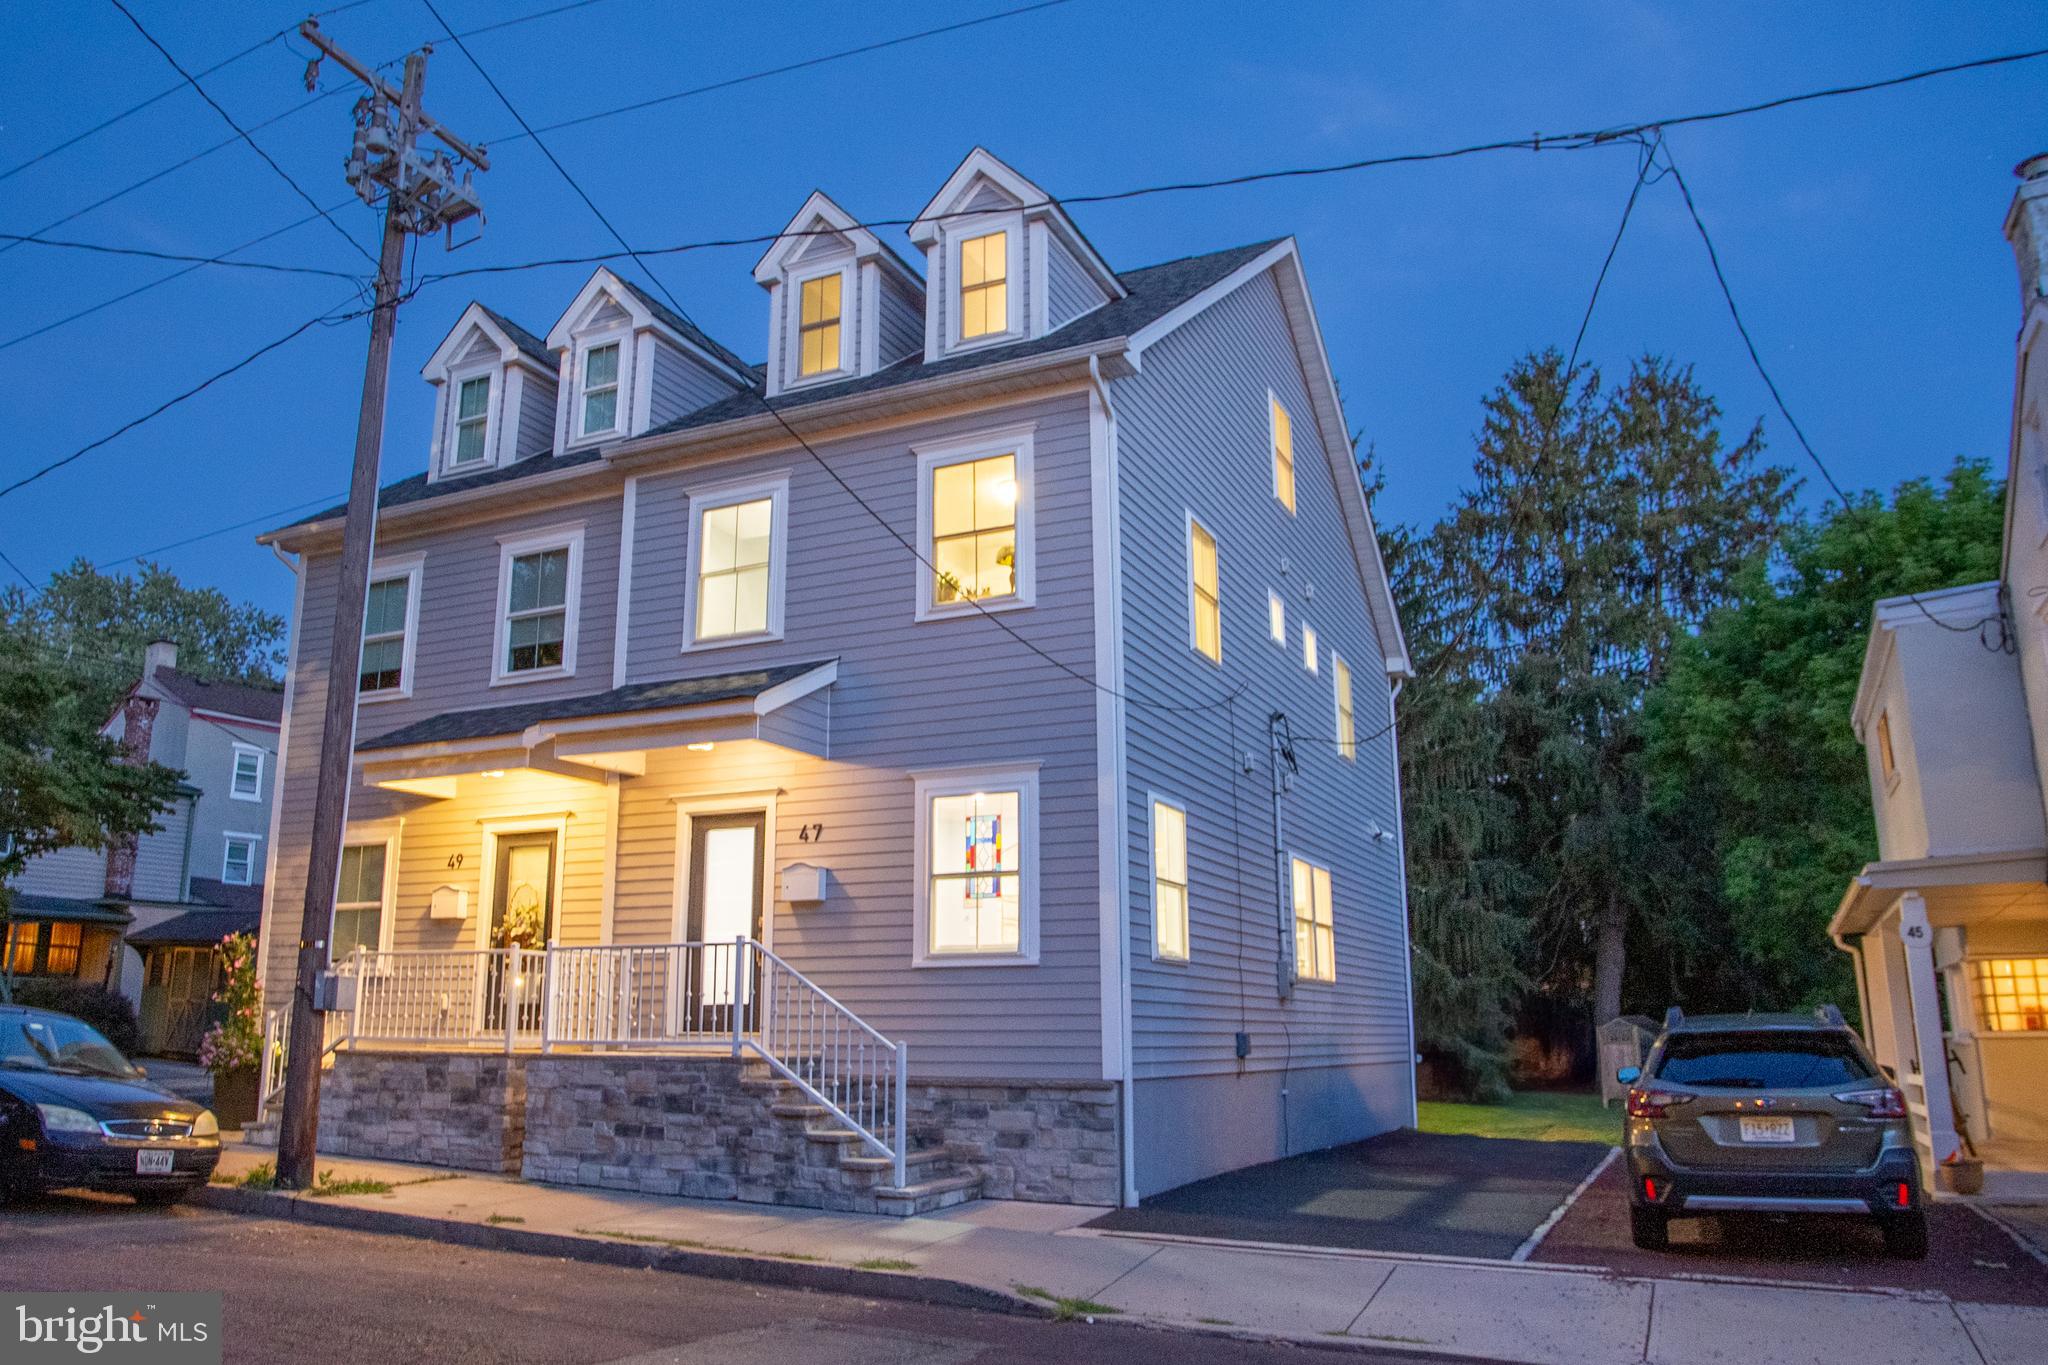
[[0, 1193, 1474, 1364]]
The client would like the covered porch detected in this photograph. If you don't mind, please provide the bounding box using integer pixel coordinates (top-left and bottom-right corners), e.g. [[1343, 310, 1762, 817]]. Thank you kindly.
[[1833, 848, 2048, 1198]]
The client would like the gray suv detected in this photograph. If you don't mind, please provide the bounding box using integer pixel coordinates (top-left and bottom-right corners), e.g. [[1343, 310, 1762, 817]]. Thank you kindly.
[[1619, 1008, 1926, 1258]]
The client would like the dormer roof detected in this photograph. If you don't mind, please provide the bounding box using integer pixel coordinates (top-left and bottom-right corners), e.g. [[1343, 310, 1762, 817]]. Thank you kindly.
[[752, 190, 920, 288], [422, 301, 554, 378], [908, 147, 1124, 301], [544, 267, 756, 387]]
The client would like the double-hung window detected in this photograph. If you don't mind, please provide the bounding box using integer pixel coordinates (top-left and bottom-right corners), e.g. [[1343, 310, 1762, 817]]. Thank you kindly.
[[1333, 655, 1355, 761], [958, 230, 1008, 340], [43, 923, 81, 977], [1271, 393, 1295, 513], [686, 478, 787, 647], [452, 374, 491, 467], [580, 341, 622, 437], [230, 743, 263, 802], [494, 526, 583, 682], [223, 834, 260, 887], [359, 555, 421, 698], [1152, 799, 1189, 962], [1291, 856, 1334, 982], [798, 273, 843, 377], [913, 764, 1039, 965], [1189, 516, 1221, 663], [1302, 624, 1318, 674], [1268, 591, 1286, 645], [915, 426, 1034, 618], [332, 842, 390, 963]]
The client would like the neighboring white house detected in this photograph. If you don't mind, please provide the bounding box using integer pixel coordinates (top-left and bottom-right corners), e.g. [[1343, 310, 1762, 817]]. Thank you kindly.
[[1831, 152, 2048, 1194], [5, 640, 282, 1055]]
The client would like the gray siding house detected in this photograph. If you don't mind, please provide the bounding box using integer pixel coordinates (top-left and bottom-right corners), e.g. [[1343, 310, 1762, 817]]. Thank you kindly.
[[6, 641, 281, 1055], [257, 149, 1413, 1209]]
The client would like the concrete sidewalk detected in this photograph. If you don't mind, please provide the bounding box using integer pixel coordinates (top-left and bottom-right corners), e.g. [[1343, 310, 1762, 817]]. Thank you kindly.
[[199, 1144, 2042, 1365]]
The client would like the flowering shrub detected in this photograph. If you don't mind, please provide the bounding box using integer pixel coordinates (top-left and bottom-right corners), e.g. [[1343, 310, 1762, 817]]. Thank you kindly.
[[198, 930, 261, 1075]]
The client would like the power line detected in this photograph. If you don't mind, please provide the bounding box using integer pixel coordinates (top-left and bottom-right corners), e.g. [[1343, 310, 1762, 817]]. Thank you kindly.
[[0, 229, 362, 279], [493, 0, 1076, 143], [0, 290, 372, 505], [106, 0, 378, 268], [0, 549, 35, 592], [414, 44, 2048, 288]]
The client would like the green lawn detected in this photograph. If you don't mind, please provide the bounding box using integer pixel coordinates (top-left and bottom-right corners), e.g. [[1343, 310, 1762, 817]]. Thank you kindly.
[[1416, 1090, 1619, 1145]]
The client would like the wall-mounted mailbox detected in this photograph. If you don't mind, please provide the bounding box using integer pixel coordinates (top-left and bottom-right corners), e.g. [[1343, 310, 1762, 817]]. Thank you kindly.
[[781, 863, 828, 906], [429, 884, 469, 920]]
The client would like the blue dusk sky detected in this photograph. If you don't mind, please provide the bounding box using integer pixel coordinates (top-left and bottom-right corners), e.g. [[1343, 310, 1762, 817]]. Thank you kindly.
[[0, 1, 2043, 620]]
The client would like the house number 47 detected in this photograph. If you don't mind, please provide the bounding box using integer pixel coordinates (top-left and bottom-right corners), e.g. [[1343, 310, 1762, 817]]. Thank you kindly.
[[797, 823, 825, 843]]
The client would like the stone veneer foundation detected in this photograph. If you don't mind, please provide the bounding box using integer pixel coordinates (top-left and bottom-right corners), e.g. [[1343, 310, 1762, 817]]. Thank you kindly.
[[316, 1050, 1122, 1207]]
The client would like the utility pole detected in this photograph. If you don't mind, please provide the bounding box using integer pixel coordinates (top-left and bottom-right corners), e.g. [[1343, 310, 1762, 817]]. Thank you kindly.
[[274, 21, 488, 1189]]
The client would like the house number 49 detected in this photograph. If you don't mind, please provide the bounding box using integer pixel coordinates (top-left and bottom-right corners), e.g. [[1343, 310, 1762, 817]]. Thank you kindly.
[[797, 823, 825, 843]]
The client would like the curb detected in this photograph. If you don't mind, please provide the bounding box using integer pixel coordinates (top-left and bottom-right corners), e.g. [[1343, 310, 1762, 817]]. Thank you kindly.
[[192, 1185, 1041, 1318]]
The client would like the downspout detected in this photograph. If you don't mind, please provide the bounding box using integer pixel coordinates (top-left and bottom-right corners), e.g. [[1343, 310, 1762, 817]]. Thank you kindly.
[[1087, 355, 1140, 1208], [1385, 675, 1418, 1127]]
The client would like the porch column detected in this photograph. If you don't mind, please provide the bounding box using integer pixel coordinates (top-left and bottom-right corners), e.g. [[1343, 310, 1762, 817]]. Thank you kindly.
[[1898, 892, 1961, 1179]]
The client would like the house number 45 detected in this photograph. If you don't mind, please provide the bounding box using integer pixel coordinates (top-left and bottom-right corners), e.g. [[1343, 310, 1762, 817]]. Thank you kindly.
[[797, 823, 825, 843]]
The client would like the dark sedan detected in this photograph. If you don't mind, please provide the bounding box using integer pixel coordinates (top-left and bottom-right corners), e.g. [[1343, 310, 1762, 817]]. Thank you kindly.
[[0, 1004, 222, 1205]]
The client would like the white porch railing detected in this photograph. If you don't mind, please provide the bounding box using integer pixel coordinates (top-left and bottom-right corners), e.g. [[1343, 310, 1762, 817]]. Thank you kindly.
[[319, 939, 908, 1186]]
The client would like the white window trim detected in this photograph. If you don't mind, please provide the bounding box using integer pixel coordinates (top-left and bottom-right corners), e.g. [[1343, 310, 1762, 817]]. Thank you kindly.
[[945, 214, 1024, 354], [1186, 511, 1221, 666], [680, 473, 790, 652], [912, 423, 1037, 622], [1148, 793, 1190, 964], [1268, 590, 1286, 646], [229, 742, 265, 802], [1303, 623, 1319, 675], [330, 823, 401, 962], [1290, 851, 1336, 984], [443, 365, 500, 475], [910, 761, 1040, 968], [570, 330, 631, 444], [358, 551, 425, 704], [786, 260, 854, 389], [490, 522, 585, 687], [1269, 388, 1297, 515], [1333, 651, 1356, 762], [222, 832, 262, 887]]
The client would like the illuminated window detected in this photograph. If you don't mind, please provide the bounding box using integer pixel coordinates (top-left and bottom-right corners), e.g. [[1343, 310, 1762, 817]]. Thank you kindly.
[[1970, 957, 2048, 1032], [958, 231, 1008, 339], [1190, 517, 1220, 663], [798, 273, 843, 377], [912, 764, 1038, 963], [5, 921, 37, 976], [332, 843, 388, 963], [359, 559, 421, 697], [452, 375, 490, 466], [931, 454, 1017, 606], [1876, 711, 1898, 783], [1152, 799, 1189, 962], [1303, 624, 1318, 674], [1271, 394, 1295, 513], [43, 922, 82, 977], [222, 835, 259, 887], [495, 528, 583, 681], [689, 481, 785, 644], [580, 341, 621, 436], [1292, 856, 1334, 982], [1334, 655, 1355, 761], [230, 743, 263, 801], [1268, 591, 1286, 644]]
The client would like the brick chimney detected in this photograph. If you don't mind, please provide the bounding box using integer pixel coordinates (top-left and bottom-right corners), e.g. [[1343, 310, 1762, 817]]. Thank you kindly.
[[102, 686, 161, 900], [2005, 152, 2048, 312]]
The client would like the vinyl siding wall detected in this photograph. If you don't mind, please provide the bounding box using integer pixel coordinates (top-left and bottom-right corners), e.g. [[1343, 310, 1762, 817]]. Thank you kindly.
[[179, 711, 279, 895], [1044, 238, 1105, 328], [877, 275, 924, 367], [649, 339, 739, 428], [514, 368, 558, 460], [1111, 267, 1411, 1194]]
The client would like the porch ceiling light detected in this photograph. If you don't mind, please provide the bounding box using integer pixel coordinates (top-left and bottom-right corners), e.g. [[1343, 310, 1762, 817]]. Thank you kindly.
[[686, 742, 715, 752], [481, 769, 507, 778]]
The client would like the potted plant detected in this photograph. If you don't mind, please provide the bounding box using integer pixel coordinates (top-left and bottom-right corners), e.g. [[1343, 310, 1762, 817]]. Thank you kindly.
[[198, 931, 262, 1130]]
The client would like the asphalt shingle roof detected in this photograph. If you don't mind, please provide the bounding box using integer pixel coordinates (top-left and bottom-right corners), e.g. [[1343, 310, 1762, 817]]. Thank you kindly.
[[358, 659, 835, 752], [284, 239, 1280, 532], [476, 304, 553, 367], [152, 668, 284, 723], [125, 907, 262, 947]]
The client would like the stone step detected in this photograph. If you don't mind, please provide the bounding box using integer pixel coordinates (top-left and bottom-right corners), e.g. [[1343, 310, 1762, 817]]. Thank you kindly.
[[872, 1172, 984, 1216], [769, 1101, 826, 1121], [839, 1146, 952, 1177]]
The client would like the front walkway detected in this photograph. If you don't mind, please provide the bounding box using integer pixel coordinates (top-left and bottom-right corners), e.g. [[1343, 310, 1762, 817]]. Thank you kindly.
[[203, 1144, 2044, 1365]]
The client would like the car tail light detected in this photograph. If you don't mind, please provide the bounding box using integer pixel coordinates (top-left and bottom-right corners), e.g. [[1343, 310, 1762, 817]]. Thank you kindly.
[[1895, 1182, 1912, 1208], [1834, 1086, 1907, 1118], [1643, 1177, 1661, 1201], [1626, 1087, 1688, 1119]]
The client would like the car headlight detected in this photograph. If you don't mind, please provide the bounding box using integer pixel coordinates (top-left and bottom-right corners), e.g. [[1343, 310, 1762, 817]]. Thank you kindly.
[[36, 1104, 100, 1134], [189, 1110, 220, 1138]]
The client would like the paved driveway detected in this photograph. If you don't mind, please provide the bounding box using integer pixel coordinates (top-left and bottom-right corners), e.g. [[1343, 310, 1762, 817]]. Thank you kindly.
[[1088, 1129, 1612, 1259]]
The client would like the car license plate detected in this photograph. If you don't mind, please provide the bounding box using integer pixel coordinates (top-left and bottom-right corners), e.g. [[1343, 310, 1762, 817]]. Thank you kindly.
[[1738, 1116, 1796, 1144], [135, 1149, 175, 1175]]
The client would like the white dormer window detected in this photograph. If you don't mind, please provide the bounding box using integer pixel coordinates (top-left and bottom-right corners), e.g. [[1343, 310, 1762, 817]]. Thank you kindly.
[[798, 273, 843, 377], [452, 374, 491, 466], [959, 230, 1009, 340], [580, 341, 621, 438]]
